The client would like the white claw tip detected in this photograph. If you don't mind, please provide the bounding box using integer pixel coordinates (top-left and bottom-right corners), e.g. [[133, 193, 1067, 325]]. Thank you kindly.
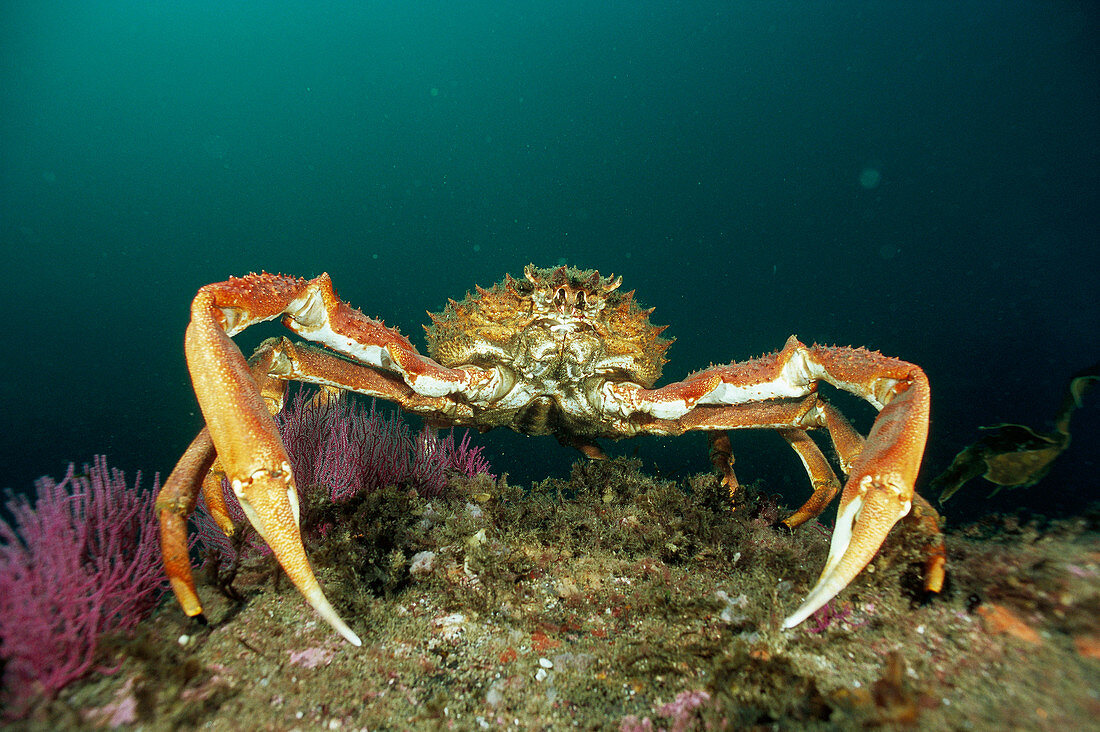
[[782, 603, 818, 630], [327, 611, 362, 646], [307, 587, 362, 646], [342, 627, 363, 647], [781, 578, 846, 630]]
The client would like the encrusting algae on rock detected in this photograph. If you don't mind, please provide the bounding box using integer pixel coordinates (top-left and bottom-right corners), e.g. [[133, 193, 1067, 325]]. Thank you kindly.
[[8, 449, 1098, 729]]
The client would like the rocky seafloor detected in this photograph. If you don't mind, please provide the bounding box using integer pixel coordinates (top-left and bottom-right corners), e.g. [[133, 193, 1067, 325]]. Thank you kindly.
[[12, 459, 1100, 730]]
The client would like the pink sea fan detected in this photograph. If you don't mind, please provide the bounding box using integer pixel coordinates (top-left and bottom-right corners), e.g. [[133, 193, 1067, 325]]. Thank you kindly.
[[275, 388, 494, 501], [410, 426, 448, 498], [437, 428, 494, 480], [277, 389, 415, 501], [658, 689, 711, 732], [0, 457, 165, 715]]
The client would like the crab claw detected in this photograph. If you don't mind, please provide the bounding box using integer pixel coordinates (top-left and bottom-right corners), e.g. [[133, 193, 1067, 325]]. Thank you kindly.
[[782, 471, 912, 628], [782, 372, 928, 629], [231, 465, 363, 647], [181, 294, 363, 647]]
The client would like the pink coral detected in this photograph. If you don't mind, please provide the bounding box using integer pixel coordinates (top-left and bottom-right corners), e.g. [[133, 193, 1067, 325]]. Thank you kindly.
[[275, 388, 493, 501], [804, 599, 865, 634], [658, 689, 711, 731], [287, 646, 334, 668], [620, 690, 712, 732], [80, 676, 140, 727], [435, 428, 495, 482], [0, 457, 165, 716]]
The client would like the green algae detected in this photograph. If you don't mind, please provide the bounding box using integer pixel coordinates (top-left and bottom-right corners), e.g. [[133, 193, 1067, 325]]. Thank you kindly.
[[11, 459, 1099, 730]]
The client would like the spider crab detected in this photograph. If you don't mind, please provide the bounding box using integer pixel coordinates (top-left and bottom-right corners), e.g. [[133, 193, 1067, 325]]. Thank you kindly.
[[157, 265, 945, 646]]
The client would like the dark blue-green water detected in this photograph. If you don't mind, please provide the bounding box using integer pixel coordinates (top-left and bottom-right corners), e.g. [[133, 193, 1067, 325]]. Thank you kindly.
[[2, 2, 1097, 520]]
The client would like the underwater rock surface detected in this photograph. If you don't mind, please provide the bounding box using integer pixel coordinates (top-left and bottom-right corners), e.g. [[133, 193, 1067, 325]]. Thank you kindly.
[[14, 460, 1100, 729]]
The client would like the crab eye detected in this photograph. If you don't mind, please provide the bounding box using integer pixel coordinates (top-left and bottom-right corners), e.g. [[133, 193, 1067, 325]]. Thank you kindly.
[[554, 288, 567, 307], [575, 291, 586, 308]]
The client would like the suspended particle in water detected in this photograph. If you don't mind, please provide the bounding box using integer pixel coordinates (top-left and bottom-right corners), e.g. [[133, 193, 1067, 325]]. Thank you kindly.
[[859, 167, 882, 189]]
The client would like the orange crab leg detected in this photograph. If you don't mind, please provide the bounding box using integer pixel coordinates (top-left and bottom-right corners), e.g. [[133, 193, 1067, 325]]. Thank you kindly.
[[157, 427, 218, 619], [157, 342, 294, 622], [198, 272, 486, 398], [910, 493, 947, 595], [184, 287, 362, 645], [199, 461, 234, 537], [774, 429, 843, 529], [619, 336, 936, 628], [707, 432, 739, 497], [163, 274, 484, 646], [781, 409, 946, 596], [781, 413, 944, 594], [790, 345, 929, 627], [777, 401, 864, 528], [251, 336, 458, 419]]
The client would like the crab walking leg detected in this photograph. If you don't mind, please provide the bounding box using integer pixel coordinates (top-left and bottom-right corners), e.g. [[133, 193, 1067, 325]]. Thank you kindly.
[[251, 337, 454, 417], [775, 429, 842, 529], [782, 407, 947, 595], [779, 403, 863, 528], [196, 354, 319, 538], [161, 273, 481, 645], [623, 336, 932, 628], [185, 292, 362, 646], [908, 492, 947, 595], [199, 461, 234, 537], [676, 394, 846, 520], [196, 347, 295, 540], [157, 344, 296, 622], [781, 354, 930, 628], [156, 427, 218, 619], [246, 338, 478, 439], [190, 272, 479, 401], [707, 432, 740, 498]]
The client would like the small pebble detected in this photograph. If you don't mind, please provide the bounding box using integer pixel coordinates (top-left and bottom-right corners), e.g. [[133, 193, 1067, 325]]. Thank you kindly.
[[409, 550, 436, 576], [538, 657, 553, 668]]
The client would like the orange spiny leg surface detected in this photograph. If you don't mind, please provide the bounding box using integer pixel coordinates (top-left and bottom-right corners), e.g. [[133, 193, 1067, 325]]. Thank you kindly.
[[167, 273, 479, 646], [156, 428, 217, 620], [775, 428, 843, 530], [618, 335, 936, 628]]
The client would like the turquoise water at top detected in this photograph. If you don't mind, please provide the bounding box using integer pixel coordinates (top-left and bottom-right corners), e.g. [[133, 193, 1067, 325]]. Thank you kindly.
[[1, 1, 1097, 520]]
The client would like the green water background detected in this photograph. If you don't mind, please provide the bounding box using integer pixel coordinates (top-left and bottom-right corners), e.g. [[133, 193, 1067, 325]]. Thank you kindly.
[[2, 2, 1097, 520]]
